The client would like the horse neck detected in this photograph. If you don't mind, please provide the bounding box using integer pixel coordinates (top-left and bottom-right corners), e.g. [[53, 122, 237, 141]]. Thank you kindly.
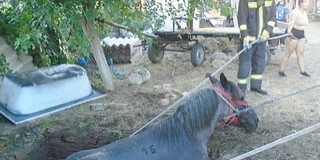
[[180, 89, 231, 144], [151, 89, 231, 144], [195, 95, 231, 144]]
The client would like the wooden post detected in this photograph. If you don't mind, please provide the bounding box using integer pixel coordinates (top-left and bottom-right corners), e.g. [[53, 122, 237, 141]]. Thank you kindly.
[[231, 0, 239, 28], [82, 2, 114, 91], [92, 32, 115, 91]]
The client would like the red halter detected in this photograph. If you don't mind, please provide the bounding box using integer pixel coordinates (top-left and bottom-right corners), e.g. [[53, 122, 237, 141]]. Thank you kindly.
[[212, 86, 249, 126]]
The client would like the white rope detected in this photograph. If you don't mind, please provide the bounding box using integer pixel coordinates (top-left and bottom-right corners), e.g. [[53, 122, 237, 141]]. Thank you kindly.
[[230, 122, 320, 160], [130, 40, 260, 136], [268, 33, 290, 40], [130, 33, 288, 136], [238, 82, 320, 114]]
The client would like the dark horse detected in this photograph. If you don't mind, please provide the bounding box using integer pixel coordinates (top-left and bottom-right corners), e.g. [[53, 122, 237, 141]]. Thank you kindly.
[[66, 73, 259, 160]]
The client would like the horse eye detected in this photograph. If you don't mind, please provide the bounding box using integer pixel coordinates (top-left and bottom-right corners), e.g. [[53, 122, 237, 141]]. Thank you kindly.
[[236, 106, 244, 111]]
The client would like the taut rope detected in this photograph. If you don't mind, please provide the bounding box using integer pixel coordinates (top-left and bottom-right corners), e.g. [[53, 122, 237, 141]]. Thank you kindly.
[[131, 32, 289, 136], [130, 39, 260, 136]]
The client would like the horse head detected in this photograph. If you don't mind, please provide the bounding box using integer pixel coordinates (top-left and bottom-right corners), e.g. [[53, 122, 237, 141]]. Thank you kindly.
[[207, 73, 259, 133], [66, 73, 259, 160]]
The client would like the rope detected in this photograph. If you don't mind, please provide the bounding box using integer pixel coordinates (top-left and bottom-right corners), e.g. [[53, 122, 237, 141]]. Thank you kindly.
[[130, 32, 292, 136], [228, 82, 320, 159], [268, 33, 290, 40], [230, 122, 320, 160], [238, 82, 320, 114], [130, 39, 260, 136]]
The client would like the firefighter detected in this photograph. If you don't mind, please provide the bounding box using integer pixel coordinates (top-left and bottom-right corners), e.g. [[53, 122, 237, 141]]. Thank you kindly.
[[237, 0, 276, 95]]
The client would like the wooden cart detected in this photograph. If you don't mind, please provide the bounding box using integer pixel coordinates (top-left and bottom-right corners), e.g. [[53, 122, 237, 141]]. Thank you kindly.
[[148, 26, 285, 66]]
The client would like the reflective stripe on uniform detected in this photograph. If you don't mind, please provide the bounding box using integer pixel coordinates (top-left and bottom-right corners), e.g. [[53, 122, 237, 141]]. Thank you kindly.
[[251, 74, 263, 80], [265, 0, 272, 6], [248, 36, 256, 41], [240, 24, 247, 30], [267, 21, 276, 27], [248, 2, 257, 8], [258, 6, 263, 36], [262, 30, 270, 38], [238, 78, 248, 84]]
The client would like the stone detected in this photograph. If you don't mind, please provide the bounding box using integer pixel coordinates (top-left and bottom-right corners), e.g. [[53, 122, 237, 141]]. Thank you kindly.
[[99, 114, 115, 127], [211, 52, 228, 61], [128, 67, 151, 85], [158, 99, 170, 106]]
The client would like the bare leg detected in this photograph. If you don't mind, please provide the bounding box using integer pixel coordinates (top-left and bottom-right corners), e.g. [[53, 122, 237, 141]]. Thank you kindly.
[[279, 38, 297, 71], [295, 41, 306, 72]]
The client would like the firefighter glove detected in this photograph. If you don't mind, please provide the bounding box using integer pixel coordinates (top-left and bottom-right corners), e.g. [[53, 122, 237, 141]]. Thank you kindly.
[[258, 30, 270, 43], [243, 36, 251, 50]]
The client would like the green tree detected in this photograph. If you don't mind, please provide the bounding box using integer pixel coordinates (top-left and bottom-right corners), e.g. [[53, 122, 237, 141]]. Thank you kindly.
[[0, 0, 224, 90]]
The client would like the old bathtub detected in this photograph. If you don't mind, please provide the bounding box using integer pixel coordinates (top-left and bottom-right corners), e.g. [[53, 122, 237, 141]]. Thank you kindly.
[[0, 64, 93, 115]]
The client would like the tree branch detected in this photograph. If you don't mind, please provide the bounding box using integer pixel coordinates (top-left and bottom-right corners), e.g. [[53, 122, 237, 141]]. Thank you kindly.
[[95, 18, 157, 39]]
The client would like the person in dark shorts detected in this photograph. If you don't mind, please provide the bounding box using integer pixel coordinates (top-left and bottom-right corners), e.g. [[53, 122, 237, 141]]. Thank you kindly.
[[278, 0, 310, 77]]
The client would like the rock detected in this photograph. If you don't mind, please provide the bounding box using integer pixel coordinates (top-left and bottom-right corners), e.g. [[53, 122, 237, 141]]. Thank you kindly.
[[62, 135, 78, 143], [170, 93, 180, 101], [99, 114, 115, 127], [158, 99, 170, 106], [211, 59, 226, 69], [162, 83, 173, 92], [154, 84, 173, 94], [211, 52, 228, 61], [154, 85, 164, 93], [128, 67, 151, 85]]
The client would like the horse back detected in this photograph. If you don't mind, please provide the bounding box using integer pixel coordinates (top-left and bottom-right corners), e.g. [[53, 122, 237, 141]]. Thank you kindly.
[[66, 129, 208, 160]]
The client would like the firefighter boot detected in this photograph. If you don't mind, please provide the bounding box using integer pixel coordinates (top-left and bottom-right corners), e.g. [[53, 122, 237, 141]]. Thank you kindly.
[[250, 88, 267, 95]]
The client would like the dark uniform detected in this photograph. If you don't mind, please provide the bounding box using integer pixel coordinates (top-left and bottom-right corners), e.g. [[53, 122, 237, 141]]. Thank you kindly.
[[237, 0, 276, 95]]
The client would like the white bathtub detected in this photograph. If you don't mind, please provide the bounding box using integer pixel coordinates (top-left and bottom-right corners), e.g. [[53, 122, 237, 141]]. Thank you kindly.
[[0, 64, 93, 115]]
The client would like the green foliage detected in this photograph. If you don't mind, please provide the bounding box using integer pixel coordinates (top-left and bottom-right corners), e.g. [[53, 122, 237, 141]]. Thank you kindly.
[[220, 3, 235, 17], [0, 54, 11, 76], [0, 1, 89, 67], [0, 133, 21, 150], [0, 0, 232, 68]]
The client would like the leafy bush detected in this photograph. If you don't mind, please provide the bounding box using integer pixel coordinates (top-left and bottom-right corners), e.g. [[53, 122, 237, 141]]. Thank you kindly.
[[0, 1, 90, 67], [0, 54, 11, 76], [0, 0, 230, 69]]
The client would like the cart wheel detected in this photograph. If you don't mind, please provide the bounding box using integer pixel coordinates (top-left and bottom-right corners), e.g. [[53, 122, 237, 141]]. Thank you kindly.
[[148, 45, 164, 63], [191, 42, 205, 66], [265, 47, 272, 65]]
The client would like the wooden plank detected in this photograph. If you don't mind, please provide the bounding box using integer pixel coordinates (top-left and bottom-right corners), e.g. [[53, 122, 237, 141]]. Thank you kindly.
[[193, 27, 240, 36], [155, 27, 285, 37]]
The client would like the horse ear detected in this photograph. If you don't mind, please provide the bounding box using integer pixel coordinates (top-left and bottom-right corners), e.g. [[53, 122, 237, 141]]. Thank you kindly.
[[206, 73, 218, 84], [220, 73, 228, 89]]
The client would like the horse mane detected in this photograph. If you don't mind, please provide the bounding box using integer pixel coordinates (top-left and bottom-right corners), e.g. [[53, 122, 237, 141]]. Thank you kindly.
[[152, 88, 220, 143]]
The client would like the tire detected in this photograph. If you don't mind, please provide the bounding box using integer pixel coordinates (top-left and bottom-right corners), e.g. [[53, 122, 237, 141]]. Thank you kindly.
[[190, 42, 205, 66], [265, 48, 271, 65], [147, 45, 164, 63]]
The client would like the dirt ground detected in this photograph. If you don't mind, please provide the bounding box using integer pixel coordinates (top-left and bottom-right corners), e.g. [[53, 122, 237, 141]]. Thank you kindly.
[[1, 20, 320, 160]]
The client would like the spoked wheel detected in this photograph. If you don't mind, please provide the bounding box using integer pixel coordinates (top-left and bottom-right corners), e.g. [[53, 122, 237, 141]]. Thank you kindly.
[[147, 45, 165, 63], [265, 47, 272, 65], [190, 42, 205, 66]]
